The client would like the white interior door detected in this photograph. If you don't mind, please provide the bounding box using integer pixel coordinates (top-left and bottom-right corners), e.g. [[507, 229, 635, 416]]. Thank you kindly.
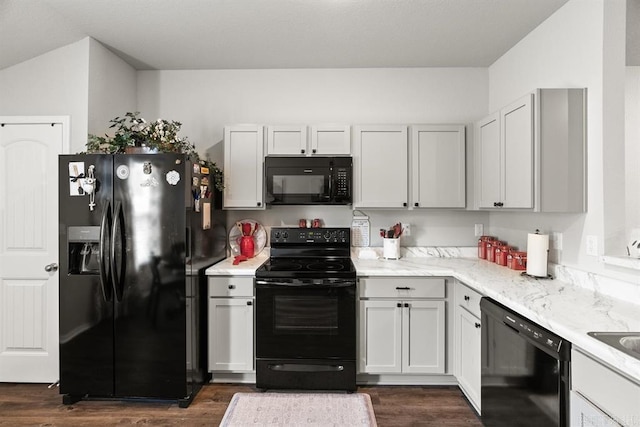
[[0, 117, 68, 382]]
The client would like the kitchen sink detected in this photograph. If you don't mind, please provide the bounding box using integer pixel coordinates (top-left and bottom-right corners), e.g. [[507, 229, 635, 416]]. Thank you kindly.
[[588, 332, 640, 360]]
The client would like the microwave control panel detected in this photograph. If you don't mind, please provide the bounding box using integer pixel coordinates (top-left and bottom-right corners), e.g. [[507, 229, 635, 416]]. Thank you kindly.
[[335, 168, 350, 197]]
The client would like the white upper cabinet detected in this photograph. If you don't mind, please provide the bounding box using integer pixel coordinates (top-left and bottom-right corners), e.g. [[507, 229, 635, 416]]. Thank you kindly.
[[353, 125, 408, 208], [474, 89, 586, 212], [410, 125, 466, 208], [266, 125, 307, 155], [223, 125, 265, 209], [266, 124, 351, 156], [310, 125, 351, 155]]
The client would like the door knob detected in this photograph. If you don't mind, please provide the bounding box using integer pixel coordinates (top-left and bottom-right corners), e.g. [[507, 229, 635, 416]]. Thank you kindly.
[[44, 263, 58, 272]]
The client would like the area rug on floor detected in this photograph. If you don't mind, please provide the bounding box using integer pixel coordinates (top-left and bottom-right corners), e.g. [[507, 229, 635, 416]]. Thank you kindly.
[[219, 392, 377, 426]]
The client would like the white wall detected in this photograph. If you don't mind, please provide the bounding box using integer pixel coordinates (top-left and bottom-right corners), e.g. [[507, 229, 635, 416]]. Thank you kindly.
[[0, 38, 90, 153], [136, 67, 490, 246], [487, 0, 634, 283], [88, 38, 137, 139], [626, 67, 640, 241]]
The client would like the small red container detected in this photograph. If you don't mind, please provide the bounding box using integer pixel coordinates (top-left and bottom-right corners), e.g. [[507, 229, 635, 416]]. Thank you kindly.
[[486, 240, 503, 263], [495, 245, 511, 266], [477, 236, 494, 259], [240, 235, 255, 258], [507, 251, 527, 270]]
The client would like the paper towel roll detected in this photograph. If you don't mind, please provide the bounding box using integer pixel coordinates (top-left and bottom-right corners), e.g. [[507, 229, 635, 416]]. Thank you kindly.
[[526, 232, 549, 277]]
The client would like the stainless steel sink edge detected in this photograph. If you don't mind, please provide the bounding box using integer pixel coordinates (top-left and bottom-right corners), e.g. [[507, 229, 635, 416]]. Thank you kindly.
[[588, 332, 640, 361]]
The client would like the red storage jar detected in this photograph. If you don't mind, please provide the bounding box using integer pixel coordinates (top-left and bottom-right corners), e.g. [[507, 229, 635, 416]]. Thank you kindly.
[[478, 236, 494, 259], [486, 240, 503, 263], [507, 251, 527, 270], [495, 245, 511, 266]]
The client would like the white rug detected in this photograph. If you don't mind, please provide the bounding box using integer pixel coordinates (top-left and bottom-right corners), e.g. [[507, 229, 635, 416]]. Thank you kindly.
[[219, 392, 377, 426]]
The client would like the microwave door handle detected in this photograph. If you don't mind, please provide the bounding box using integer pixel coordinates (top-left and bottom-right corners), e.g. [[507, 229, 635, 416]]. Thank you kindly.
[[328, 173, 333, 200]]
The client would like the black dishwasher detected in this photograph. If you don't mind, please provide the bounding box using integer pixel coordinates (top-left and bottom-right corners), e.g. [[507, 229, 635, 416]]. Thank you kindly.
[[480, 298, 571, 427]]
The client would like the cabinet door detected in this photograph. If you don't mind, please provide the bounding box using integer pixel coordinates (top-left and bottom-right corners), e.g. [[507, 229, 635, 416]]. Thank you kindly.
[[402, 300, 445, 374], [353, 125, 408, 208], [266, 125, 307, 155], [501, 93, 534, 209], [223, 125, 264, 209], [571, 391, 621, 427], [411, 125, 465, 208], [208, 298, 254, 372], [475, 113, 501, 209], [310, 125, 351, 155], [456, 308, 481, 412], [359, 300, 402, 373]]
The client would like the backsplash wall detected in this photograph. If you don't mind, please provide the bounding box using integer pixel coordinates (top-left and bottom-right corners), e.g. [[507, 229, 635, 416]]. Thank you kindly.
[[225, 206, 489, 248]]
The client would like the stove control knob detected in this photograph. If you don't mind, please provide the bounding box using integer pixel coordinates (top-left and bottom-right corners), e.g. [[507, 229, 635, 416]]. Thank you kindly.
[[330, 231, 337, 240], [323, 231, 331, 240], [282, 231, 289, 239], [274, 231, 280, 239]]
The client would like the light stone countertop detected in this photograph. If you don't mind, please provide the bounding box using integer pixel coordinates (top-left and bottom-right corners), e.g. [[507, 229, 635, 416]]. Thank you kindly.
[[206, 246, 640, 384]]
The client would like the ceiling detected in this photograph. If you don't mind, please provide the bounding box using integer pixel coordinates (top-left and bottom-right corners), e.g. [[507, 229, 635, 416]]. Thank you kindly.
[[2, 0, 636, 71]]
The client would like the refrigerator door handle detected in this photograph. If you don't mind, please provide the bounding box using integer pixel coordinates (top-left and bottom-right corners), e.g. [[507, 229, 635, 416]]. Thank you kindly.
[[110, 201, 126, 302], [98, 200, 113, 301]]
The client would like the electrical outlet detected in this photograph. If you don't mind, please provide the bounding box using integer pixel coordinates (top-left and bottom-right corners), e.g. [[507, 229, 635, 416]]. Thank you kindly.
[[586, 235, 598, 256], [403, 224, 411, 236], [474, 224, 484, 237]]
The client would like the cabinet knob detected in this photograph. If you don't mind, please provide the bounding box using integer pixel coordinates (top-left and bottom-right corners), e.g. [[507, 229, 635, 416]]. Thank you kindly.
[[257, 202, 261, 207], [403, 202, 407, 207], [475, 322, 481, 328], [312, 149, 317, 154], [228, 284, 235, 289], [397, 303, 402, 308], [464, 295, 470, 301], [301, 149, 305, 154], [247, 301, 253, 306], [404, 303, 409, 308], [414, 202, 419, 207]]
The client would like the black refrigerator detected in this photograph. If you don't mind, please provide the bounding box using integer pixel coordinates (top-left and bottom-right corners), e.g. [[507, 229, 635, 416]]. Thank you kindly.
[[58, 153, 226, 407]]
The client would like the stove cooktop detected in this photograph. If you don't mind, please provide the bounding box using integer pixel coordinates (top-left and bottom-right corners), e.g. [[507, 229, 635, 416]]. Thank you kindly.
[[255, 256, 356, 279]]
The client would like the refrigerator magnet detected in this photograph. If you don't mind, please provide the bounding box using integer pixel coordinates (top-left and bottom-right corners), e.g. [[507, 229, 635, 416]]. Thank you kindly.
[[193, 163, 200, 174], [192, 176, 199, 187], [68, 162, 85, 196], [200, 166, 209, 175], [166, 170, 180, 186]]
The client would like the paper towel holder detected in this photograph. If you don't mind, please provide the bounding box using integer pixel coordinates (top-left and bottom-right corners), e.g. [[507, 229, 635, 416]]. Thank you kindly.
[[520, 271, 553, 280]]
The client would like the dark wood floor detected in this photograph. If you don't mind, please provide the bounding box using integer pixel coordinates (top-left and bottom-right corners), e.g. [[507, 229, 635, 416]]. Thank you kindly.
[[0, 382, 482, 426]]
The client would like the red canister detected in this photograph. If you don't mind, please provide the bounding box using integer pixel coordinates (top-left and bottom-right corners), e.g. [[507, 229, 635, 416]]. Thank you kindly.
[[507, 251, 527, 270], [495, 245, 511, 266], [478, 236, 494, 259], [486, 240, 503, 263]]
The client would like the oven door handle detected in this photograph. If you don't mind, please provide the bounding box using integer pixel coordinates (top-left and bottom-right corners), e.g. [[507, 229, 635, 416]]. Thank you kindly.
[[255, 279, 355, 288]]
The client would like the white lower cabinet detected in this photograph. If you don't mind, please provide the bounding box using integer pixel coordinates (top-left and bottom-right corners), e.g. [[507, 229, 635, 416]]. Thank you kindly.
[[571, 348, 640, 426], [208, 277, 254, 373], [454, 281, 483, 413], [358, 277, 446, 375]]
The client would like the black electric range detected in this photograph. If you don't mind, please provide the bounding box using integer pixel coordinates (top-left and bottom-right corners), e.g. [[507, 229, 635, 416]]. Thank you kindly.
[[254, 227, 357, 392]]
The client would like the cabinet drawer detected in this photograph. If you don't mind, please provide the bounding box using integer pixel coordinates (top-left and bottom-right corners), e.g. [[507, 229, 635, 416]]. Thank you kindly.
[[209, 277, 254, 297], [359, 277, 445, 298], [455, 282, 483, 318], [572, 349, 640, 425]]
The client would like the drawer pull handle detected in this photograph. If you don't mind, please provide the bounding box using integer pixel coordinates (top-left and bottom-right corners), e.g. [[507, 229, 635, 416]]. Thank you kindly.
[[404, 303, 409, 308], [397, 303, 402, 308], [464, 295, 470, 301], [395, 287, 411, 290], [247, 301, 253, 306], [475, 322, 481, 328]]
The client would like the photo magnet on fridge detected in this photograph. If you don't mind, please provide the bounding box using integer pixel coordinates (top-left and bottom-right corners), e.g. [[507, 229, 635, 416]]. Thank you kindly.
[[68, 161, 86, 196]]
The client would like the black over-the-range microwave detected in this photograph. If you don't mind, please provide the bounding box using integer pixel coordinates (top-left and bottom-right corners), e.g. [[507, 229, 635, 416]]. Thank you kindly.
[[265, 156, 352, 205]]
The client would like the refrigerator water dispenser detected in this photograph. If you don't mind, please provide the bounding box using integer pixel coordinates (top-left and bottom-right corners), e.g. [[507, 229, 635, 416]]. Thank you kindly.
[[68, 226, 100, 274]]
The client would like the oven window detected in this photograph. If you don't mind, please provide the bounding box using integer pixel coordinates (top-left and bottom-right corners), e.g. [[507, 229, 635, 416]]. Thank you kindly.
[[273, 175, 325, 195], [274, 295, 338, 335]]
